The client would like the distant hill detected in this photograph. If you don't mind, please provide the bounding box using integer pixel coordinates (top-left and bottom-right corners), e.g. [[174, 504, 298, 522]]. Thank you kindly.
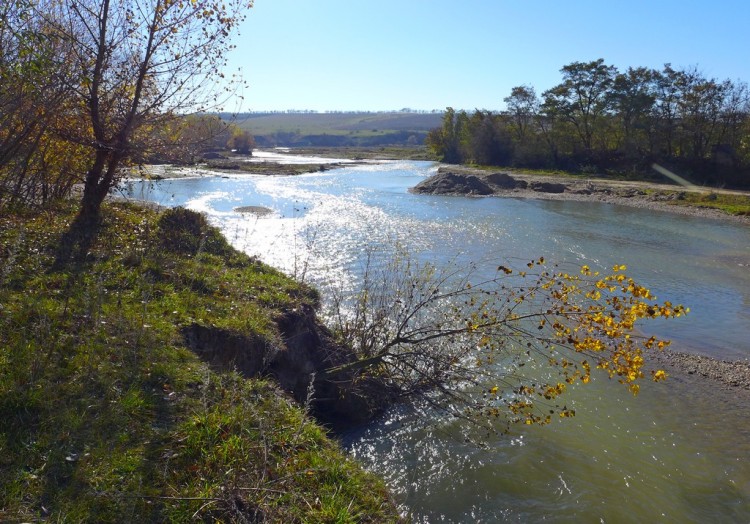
[[224, 111, 443, 147]]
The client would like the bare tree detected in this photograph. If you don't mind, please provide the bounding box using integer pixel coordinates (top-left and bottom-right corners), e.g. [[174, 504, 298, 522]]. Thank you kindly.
[[38, 0, 252, 260], [0, 0, 82, 206], [323, 250, 685, 427]]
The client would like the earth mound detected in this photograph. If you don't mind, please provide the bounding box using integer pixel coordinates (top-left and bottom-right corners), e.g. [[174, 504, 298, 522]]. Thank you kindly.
[[411, 170, 493, 195]]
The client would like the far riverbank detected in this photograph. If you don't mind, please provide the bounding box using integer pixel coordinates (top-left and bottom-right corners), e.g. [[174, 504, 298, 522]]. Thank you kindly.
[[412, 165, 750, 224]]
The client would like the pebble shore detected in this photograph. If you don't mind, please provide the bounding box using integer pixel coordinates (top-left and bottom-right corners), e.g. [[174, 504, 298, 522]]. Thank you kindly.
[[649, 348, 750, 394]]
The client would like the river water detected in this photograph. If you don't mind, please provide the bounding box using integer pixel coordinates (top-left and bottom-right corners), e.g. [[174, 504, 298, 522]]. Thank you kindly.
[[124, 156, 750, 522]]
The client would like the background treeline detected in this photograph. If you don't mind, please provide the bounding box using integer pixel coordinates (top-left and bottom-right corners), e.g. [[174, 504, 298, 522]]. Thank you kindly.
[[427, 59, 750, 188]]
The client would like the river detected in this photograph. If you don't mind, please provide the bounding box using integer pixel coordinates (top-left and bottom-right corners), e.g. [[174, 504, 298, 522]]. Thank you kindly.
[[123, 155, 750, 522]]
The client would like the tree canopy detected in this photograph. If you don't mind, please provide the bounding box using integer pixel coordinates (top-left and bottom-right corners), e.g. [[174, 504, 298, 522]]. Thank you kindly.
[[428, 60, 750, 188], [0, 0, 253, 234]]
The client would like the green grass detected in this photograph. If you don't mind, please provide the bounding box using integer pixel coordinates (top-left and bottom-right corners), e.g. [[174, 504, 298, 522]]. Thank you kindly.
[[666, 191, 750, 216], [0, 202, 400, 522]]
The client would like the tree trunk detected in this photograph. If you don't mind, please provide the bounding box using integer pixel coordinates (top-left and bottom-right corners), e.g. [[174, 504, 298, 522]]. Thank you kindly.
[[53, 149, 117, 267], [77, 150, 109, 220]]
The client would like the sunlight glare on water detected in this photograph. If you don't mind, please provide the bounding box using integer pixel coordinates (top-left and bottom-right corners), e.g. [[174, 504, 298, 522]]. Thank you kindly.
[[123, 157, 750, 522]]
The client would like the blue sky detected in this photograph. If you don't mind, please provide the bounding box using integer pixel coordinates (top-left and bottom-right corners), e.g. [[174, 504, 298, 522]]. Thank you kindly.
[[227, 0, 750, 112]]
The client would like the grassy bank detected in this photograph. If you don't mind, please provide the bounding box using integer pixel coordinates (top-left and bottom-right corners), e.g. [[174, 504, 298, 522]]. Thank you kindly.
[[0, 202, 399, 522], [662, 190, 750, 216]]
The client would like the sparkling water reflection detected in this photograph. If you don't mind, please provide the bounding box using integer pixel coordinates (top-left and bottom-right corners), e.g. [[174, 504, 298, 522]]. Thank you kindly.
[[124, 158, 750, 521]]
